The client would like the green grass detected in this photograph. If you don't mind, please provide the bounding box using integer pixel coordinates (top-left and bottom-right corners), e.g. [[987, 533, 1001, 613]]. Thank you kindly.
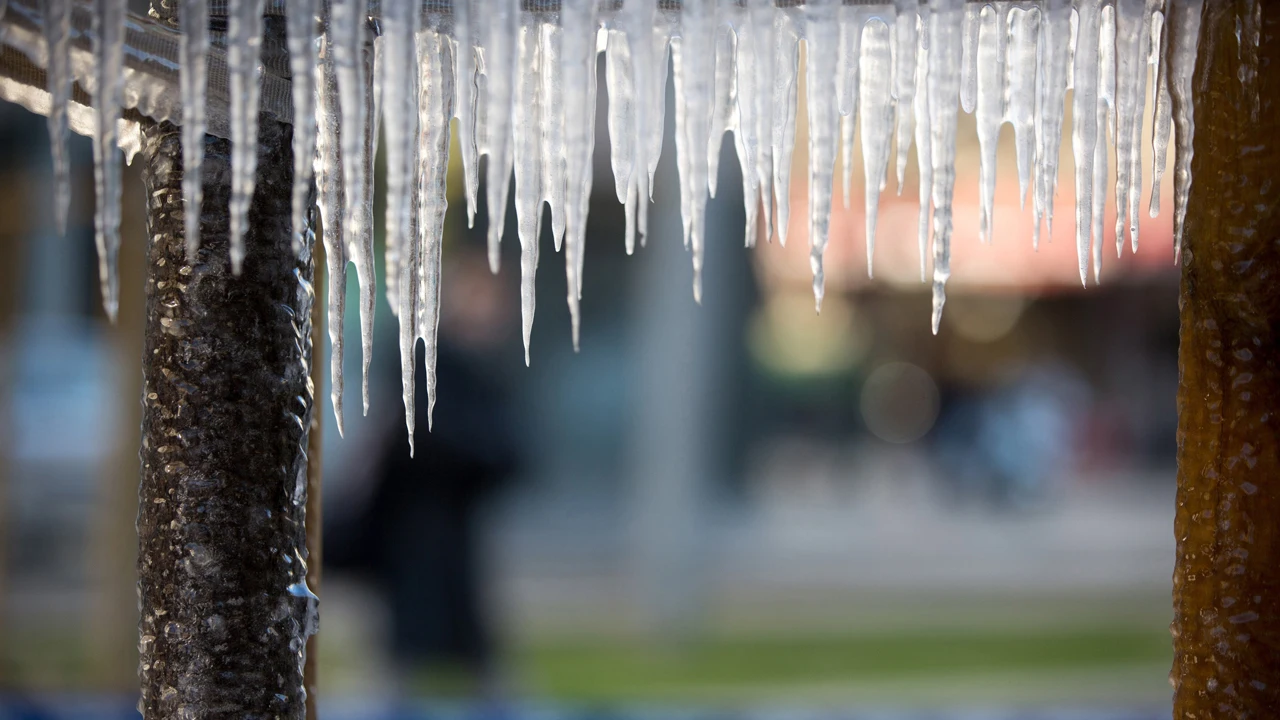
[[514, 627, 1173, 703]]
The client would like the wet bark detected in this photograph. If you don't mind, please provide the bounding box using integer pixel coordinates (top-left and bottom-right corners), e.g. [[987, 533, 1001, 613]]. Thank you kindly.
[[1173, 2, 1280, 716], [136, 5, 316, 720]]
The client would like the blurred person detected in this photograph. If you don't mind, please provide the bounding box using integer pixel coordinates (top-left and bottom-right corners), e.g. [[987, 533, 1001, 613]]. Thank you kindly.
[[327, 247, 520, 699]]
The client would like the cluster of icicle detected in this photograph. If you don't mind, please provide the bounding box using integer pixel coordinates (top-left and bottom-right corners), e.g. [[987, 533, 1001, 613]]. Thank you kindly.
[[26, 0, 1204, 447]]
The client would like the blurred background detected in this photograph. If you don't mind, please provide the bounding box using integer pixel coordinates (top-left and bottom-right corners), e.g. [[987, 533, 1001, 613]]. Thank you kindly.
[[0, 42, 1178, 718]]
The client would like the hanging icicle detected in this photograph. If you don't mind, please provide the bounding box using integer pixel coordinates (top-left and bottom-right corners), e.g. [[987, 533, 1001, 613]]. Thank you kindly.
[[0, 0, 1209, 432], [91, 0, 125, 321], [227, 0, 267, 273]]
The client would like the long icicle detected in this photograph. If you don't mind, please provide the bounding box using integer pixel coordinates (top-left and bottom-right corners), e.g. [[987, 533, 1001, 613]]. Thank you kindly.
[[929, 0, 963, 334], [179, 0, 209, 263], [316, 20, 348, 436], [227, 0, 267, 274], [1071, 0, 1102, 288], [91, 0, 125, 321], [43, 0, 71, 236], [806, 0, 839, 310], [417, 22, 455, 430], [482, 0, 517, 273], [286, 0, 319, 255]]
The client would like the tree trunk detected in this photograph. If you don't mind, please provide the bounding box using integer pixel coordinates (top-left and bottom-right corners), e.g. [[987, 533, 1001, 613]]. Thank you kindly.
[[135, 5, 317, 719], [1173, 1, 1280, 716]]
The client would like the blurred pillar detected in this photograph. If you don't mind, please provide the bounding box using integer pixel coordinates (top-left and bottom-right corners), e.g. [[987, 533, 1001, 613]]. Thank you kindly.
[[87, 161, 146, 691], [135, 4, 316, 718], [1173, 2, 1280, 715], [627, 106, 748, 640]]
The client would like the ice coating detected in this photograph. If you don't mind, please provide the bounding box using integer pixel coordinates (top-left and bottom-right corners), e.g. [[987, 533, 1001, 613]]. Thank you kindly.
[[227, 0, 266, 274], [3, 0, 1206, 432], [91, 0, 125, 321], [179, 0, 209, 263], [43, 0, 71, 236]]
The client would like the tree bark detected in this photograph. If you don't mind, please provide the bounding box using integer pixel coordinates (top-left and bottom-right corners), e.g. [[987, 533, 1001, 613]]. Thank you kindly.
[[135, 6, 317, 719], [1173, 2, 1280, 716]]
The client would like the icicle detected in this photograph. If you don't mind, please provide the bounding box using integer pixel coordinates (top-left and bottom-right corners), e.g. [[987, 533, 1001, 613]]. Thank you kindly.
[[672, 41, 692, 249], [806, 0, 839, 310], [644, 14, 673, 203], [333, 0, 368, 299], [1071, 0, 1102, 288], [561, 0, 599, 340], [860, 19, 894, 277], [747, 0, 776, 239], [975, 4, 1002, 246], [1112, 0, 1153, 256], [513, 15, 543, 365], [706, 20, 735, 199], [606, 27, 636, 212], [398, 45, 422, 456], [540, 20, 567, 254], [286, 0, 319, 255], [382, 0, 419, 430], [1166, 0, 1202, 262], [838, 7, 864, 210], [336, 0, 376, 415], [91, 0, 125, 321], [913, 17, 932, 282], [180, 0, 209, 263], [893, 0, 919, 190], [771, 10, 800, 247], [481, 0, 517, 273], [1094, 4, 1116, 282], [43, 0, 71, 236], [455, 0, 480, 229], [1035, 0, 1073, 248], [928, 0, 963, 334], [959, 2, 980, 114], [676, 0, 716, 300], [227, 0, 267, 274], [416, 24, 454, 433], [1149, 9, 1171, 218], [1006, 8, 1038, 210], [316, 28, 348, 436], [726, 1, 759, 248]]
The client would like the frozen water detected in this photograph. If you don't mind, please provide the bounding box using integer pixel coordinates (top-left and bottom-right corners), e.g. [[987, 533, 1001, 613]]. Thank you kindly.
[[227, 0, 267, 274], [2, 0, 1203, 426], [180, 0, 209, 263], [91, 0, 125, 321]]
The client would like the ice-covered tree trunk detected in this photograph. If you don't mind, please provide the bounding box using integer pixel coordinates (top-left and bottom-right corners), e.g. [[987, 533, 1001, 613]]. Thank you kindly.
[[1173, 2, 1280, 715], [135, 4, 316, 719]]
